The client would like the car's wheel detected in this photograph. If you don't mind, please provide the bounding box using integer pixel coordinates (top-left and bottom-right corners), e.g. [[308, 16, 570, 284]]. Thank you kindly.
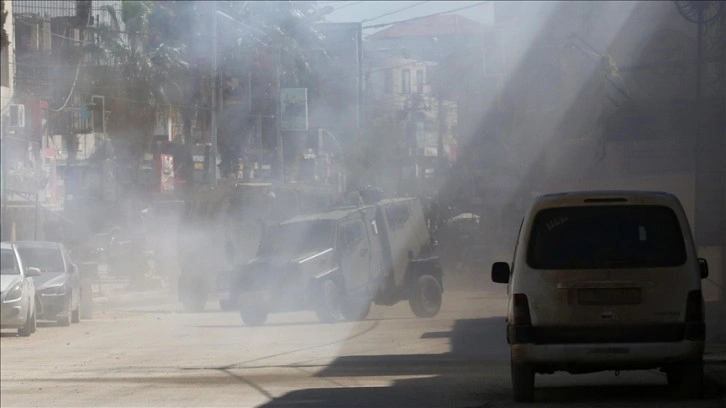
[[511, 361, 535, 402], [408, 274, 442, 318], [58, 293, 72, 327], [668, 361, 704, 399], [31, 307, 37, 333], [239, 303, 268, 326], [341, 298, 371, 322], [19, 307, 34, 337], [71, 298, 81, 324], [80, 281, 94, 319], [314, 280, 342, 323]]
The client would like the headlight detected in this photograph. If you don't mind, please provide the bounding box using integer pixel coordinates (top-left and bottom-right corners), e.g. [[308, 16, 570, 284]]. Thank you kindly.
[[4, 283, 23, 302], [41, 285, 66, 296]]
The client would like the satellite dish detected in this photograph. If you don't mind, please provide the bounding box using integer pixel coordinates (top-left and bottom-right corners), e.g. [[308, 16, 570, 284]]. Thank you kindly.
[[675, 1, 724, 24]]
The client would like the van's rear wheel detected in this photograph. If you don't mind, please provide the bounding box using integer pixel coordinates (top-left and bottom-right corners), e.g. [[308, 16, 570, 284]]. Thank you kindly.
[[667, 361, 704, 399], [408, 275, 442, 318], [511, 361, 535, 402]]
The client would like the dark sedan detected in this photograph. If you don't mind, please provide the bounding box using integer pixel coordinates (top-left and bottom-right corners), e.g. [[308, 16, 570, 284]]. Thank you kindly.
[[14, 241, 83, 326]]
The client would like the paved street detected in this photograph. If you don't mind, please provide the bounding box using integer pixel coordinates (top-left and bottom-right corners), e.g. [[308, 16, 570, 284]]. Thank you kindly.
[[1, 285, 724, 408]]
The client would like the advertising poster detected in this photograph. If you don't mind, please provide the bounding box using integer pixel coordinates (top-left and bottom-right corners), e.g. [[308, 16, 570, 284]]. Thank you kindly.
[[159, 154, 175, 193]]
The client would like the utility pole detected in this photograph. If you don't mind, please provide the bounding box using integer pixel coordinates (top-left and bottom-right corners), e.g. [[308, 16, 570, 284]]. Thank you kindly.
[[209, 1, 219, 187], [276, 49, 284, 184]]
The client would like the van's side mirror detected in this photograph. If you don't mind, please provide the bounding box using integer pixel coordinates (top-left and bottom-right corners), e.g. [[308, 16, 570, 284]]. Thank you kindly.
[[26, 267, 42, 277], [491, 262, 511, 284], [698, 258, 708, 279]]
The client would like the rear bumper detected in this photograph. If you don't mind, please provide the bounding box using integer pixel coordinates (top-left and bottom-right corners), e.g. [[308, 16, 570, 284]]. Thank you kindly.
[[511, 340, 705, 367]]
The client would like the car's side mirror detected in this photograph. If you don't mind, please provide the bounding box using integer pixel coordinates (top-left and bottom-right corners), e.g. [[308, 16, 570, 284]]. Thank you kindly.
[[26, 267, 42, 277], [491, 262, 511, 284], [698, 258, 708, 279]]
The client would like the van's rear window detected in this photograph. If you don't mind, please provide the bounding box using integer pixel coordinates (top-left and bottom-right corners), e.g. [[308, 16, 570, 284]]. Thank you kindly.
[[527, 205, 687, 269]]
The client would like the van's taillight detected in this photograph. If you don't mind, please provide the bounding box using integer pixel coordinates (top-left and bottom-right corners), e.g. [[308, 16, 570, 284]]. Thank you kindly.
[[512, 293, 532, 325], [685, 290, 704, 322]]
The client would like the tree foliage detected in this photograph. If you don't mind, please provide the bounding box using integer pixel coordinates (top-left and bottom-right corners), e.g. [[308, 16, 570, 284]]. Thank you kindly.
[[1, 0, 9, 51], [84, 0, 328, 180], [84, 0, 190, 161]]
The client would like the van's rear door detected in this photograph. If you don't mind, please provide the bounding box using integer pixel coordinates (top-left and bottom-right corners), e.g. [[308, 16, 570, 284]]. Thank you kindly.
[[523, 204, 693, 336]]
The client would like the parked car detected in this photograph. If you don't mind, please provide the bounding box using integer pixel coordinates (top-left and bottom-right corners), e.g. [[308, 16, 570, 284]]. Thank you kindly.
[[14, 241, 84, 326], [1, 242, 40, 336], [491, 191, 709, 402]]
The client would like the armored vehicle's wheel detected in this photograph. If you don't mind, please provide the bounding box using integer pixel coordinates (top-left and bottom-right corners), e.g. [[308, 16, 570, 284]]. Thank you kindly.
[[71, 301, 81, 323], [315, 280, 342, 323], [239, 303, 268, 326], [408, 275, 442, 318], [511, 361, 535, 402], [58, 293, 72, 327], [180, 276, 208, 313], [341, 298, 371, 322]]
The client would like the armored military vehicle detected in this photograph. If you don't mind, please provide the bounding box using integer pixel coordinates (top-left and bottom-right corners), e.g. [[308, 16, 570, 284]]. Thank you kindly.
[[176, 179, 337, 312], [229, 197, 443, 325]]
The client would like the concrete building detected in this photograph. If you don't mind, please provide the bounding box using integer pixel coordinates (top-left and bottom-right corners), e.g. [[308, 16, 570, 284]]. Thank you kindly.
[[363, 48, 457, 196], [450, 1, 724, 310]]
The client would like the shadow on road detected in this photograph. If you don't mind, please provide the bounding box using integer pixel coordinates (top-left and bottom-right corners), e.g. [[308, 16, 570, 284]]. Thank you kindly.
[[259, 316, 725, 408], [259, 317, 509, 408]]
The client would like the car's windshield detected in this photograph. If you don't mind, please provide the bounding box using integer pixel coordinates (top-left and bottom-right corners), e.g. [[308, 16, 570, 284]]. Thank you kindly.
[[16, 247, 65, 273], [527, 205, 687, 269], [1, 249, 19, 275], [257, 220, 335, 257]]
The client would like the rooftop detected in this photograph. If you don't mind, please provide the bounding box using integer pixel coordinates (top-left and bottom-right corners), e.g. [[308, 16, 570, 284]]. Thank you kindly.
[[367, 14, 484, 40]]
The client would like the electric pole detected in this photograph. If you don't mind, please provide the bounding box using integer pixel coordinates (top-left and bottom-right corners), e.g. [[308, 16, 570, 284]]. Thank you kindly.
[[209, 1, 219, 187]]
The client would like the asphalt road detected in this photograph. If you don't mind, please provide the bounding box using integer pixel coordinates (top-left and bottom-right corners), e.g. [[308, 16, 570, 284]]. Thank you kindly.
[[1, 285, 724, 408]]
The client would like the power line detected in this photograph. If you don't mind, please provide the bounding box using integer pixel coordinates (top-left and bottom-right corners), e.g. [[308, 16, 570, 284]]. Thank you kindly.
[[361, 2, 428, 23], [362, 2, 490, 30], [51, 58, 82, 112], [332, 1, 365, 12]]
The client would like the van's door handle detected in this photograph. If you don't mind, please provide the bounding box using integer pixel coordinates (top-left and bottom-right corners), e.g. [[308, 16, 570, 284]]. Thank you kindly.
[[360, 247, 368, 257]]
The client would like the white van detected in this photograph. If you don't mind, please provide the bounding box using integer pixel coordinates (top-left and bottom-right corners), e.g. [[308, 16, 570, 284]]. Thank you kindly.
[[491, 191, 709, 402]]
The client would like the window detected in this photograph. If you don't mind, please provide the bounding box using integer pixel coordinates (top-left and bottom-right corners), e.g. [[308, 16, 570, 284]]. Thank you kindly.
[[386, 204, 411, 229], [425, 65, 435, 84], [401, 69, 411, 94], [340, 221, 363, 249], [384, 69, 393, 93], [1, 249, 19, 275], [527, 205, 686, 269], [416, 70, 424, 94]]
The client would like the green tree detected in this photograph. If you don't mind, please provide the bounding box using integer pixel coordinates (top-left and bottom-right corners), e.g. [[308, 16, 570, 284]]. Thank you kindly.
[[85, 0, 189, 161], [1, 0, 8, 50]]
